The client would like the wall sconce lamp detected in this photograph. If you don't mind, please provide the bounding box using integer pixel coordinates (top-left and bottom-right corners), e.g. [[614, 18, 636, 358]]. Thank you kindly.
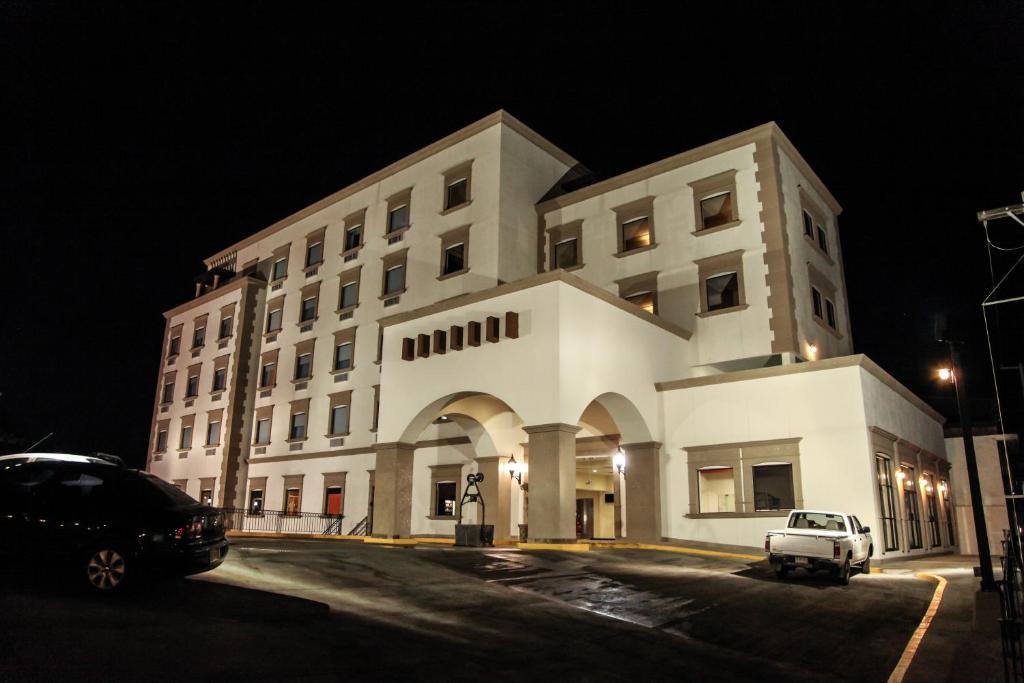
[[938, 481, 948, 495], [613, 448, 626, 477], [505, 454, 525, 489]]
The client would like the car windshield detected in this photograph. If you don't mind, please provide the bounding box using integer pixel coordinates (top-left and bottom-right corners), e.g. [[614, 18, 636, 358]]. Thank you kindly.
[[789, 512, 846, 532], [120, 472, 198, 508]]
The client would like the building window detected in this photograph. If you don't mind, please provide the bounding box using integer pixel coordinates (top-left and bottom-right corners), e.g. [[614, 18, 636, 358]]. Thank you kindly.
[[547, 221, 583, 271], [200, 489, 214, 506], [623, 217, 651, 251], [875, 455, 900, 552], [698, 466, 735, 513], [324, 485, 344, 515], [625, 291, 655, 314], [218, 313, 233, 340], [186, 372, 199, 398], [825, 299, 837, 330], [690, 170, 739, 232], [248, 488, 264, 515], [306, 240, 324, 268], [329, 404, 349, 436], [300, 296, 317, 322], [162, 379, 175, 404], [284, 488, 301, 515], [266, 304, 283, 333], [206, 420, 221, 446], [384, 265, 405, 295], [942, 480, 955, 545], [338, 264, 362, 311], [289, 412, 306, 440], [388, 203, 410, 234], [260, 361, 276, 388], [180, 424, 193, 450], [816, 225, 828, 254], [254, 418, 271, 444], [616, 270, 659, 316], [334, 342, 353, 371], [212, 367, 227, 392], [752, 464, 795, 511], [442, 243, 465, 276], [446, 177, 469, 210], [811, 287, 823, 318], [168, 334, 181, 357], [155, 429, 168, 453], [271, 257, 288, 281], [192, 325, 206, 349], [435, 481, 457, 517], [295, 353, 312, 380], [345, 224, 362, 252], [706, 272, 739, 311], [900, 465, 923, 550], [802, 210, 814, 238], [925, 474, 941, 547]]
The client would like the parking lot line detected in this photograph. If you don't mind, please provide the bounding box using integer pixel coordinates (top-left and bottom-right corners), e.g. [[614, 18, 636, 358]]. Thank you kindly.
[[886, 572, 947, 683]]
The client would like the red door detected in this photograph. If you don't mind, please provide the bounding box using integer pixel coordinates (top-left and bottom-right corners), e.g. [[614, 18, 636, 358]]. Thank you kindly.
[[326, 488, 344, 515]]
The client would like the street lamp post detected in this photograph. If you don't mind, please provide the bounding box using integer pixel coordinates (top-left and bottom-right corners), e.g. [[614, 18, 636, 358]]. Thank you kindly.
[[942, 342, 997, 591]]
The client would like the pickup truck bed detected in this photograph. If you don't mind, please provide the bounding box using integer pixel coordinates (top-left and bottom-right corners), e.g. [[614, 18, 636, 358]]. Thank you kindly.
[[765, 510, 873, 585]]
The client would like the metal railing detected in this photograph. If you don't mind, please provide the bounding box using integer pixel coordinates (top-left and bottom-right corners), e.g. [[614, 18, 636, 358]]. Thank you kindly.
[[219, 508, 344, 536], [999, 529, 1024, 682]]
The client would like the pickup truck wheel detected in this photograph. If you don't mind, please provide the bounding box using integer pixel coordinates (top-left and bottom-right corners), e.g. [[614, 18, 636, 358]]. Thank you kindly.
[[775, 566, 789, 579], [837, 558, 851, 586], [861, 555, 871, 575]]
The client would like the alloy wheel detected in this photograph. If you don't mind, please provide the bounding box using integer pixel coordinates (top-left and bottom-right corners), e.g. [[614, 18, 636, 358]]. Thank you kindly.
[[86, 549, 126, 591]]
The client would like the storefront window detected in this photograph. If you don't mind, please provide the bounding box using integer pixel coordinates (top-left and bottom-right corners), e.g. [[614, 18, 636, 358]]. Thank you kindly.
[[875, 455, 899, 551], [900, 466, 923, 550], [698, 467, 735, 513], [752, 463, 795, 511]]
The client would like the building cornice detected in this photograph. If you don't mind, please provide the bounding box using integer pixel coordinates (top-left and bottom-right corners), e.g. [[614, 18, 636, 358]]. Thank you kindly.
[[376, 269, 692, 340], [535, 122, 841, 217], [202, 110, 577, 268], [162, 275, 267, 320], [656, 354, 945, 424]]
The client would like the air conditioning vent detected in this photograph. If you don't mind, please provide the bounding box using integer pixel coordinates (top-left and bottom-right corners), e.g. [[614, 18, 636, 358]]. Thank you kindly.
[[383, 296, 400, 307], [387, 234, 403, 245], [343, 253, 357, 263]]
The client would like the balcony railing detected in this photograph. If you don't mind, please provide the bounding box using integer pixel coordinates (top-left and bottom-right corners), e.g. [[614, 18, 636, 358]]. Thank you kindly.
[[218, 508, 344, 535]]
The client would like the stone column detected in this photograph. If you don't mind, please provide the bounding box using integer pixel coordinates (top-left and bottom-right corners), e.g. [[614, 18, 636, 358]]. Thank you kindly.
[[372, 442, 415, 538], [476, 455, 511, 541], [613, 471, 624, 539], [622, 442, 662, 541], [524, 423, 580, 543]]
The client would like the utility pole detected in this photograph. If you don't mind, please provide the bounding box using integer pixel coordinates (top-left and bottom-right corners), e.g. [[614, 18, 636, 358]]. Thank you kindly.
[[948, 342, 997, 591]]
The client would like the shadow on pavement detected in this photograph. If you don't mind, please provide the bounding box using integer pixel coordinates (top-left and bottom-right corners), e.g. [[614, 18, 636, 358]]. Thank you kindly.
[[734, 562, 869, 589]]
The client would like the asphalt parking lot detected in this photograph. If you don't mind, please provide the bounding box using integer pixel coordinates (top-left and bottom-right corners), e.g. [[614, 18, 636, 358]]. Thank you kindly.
[[0, 538, 940, 682]]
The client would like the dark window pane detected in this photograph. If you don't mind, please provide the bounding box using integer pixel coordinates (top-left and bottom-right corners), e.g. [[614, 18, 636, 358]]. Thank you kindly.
[[817, 226, 828, 253], [388, 204, 409, 232], [301, 297, 317, 322], [446, 178, 468, 209], [272, 258, 288, 281], [295, 353, 312, 379], [752, 464, 794, 511], [826, 299, 837, 329], [267, 309, 282, 332], [811, 288, 823, 318], [435, 481, 457, 517], [169, 337, 180, 355], [156, 430, 168, 451], [162, 382, 174, 403], [334, 342, 353, 371], [384, 265, 405, 294], [621, 216, 651, 251], [219, 317, 232, 339], [206, 421, 221, 446], [248, 489, 264, 514], [213, 368, 226, 391], [186, 376, 199, 397], [341, 282, 358, 308], [345, 225, 362, 251], [255, 419, 270, 444], [330, 405, 349, 435], [260, 362, 275, 387], [180, 426, 193, 449], [193, 327, 205, 348], [290, 412, 306, 439], [700, 192, 733, 229], [803, 211, 813, 236], [706, 272, 739, 311], [443, 243, 465, 275], [554, 238, 578, 269], [306, 241, 323, 267]]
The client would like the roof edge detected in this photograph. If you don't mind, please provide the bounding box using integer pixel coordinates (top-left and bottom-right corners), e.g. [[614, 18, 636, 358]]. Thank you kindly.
[[202, 110, 577, 268]]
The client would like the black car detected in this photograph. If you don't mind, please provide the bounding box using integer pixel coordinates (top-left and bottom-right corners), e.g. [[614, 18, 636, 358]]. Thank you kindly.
[[0, 453, 228, 592]]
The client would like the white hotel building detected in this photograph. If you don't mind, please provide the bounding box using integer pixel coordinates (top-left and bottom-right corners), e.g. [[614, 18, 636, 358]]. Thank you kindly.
[[147, 111, 957, 558]]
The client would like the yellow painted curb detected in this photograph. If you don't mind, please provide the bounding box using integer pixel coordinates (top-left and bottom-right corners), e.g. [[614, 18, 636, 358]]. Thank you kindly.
[[517, 542, 591, 552], [588, 541, 762, 562], [886, 572, 947, 683]]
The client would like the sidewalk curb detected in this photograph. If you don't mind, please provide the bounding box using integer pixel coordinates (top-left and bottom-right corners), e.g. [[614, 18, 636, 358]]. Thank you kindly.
[[886, 572, 947, 683]]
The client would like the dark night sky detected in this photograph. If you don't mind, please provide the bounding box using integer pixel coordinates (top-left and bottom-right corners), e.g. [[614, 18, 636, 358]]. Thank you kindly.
[[2, 1, 1023, 467]]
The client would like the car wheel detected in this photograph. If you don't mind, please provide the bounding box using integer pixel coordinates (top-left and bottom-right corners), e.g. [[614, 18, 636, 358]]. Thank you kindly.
[[861, 554, 871, 575], [775, 566, 789, 579], [85, 548, 128, 592], [837, 557, 851, 586]]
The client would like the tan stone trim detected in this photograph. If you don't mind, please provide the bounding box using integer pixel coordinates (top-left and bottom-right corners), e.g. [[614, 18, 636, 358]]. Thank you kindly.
[[377, 269, 692, 340], [684, 437, 801, 453], [870, 426, 898, 456], [547, 220, 584, 271], [523, 423, 582, 435], [695, 249, 746, 314], [163, 275, 262, 320], [536, 122, 839, 216], [247, 436, 471, 465], [441, 159, 473, 212], [685, 511, 789, 519], [755, 137, 800, 355], [691, 219, 742, 237], [438, 224, 471, 278], [696, 304, 750, 319], [657, 354, 945, 423]]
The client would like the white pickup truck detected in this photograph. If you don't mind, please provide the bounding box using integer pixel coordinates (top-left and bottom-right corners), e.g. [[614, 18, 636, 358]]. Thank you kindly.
[[765, 510, 873, 585]]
